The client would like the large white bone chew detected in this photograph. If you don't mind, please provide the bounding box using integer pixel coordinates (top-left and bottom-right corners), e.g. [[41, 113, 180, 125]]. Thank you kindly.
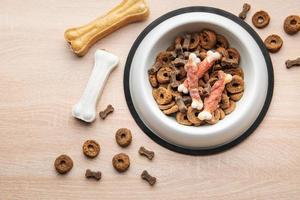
[[72, 50, 119, 122]]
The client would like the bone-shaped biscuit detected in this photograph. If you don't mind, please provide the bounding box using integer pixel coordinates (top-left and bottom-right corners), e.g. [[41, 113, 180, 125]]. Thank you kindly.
[[72, 50, 119, 122], [64, 0, 150, 56]]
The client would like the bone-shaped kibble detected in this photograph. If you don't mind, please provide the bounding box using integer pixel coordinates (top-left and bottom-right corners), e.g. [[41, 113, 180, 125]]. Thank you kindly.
[[169, 71, 180, 88], [72, 50, 119, 123], [64, 0, 149, 56], [238, 3, 251, 20], [175, 96, 187, 113], [139, 146, 154, 160], [141, 170, 156, 186], [286, 57, 300, 69], [85, 169, 102, 181], [99, 104, 114, 119]]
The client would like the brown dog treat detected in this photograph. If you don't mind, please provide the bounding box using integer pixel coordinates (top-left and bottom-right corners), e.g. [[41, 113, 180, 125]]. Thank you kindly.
[[221, 48, 240, 67], [176, 112, 192, 126], [283, 15, 300, 35], [54, 154, 73, 174], [252, 10, 270, 28], [139, 146, 155, 160], [206, 109, 221, 125], [239, 3, 251, 20], [141, 170, 156, 186], [112, 153, 130, 172], [157, 66, 173, 84], [148, 74, 158, 88], [220, 93, 230, 109], [187, 106, 202, 126], [175, 96, 188, 113], [189, 33, 200, 50], [175, 36, 184, 54], [156, 51, 177, 63], [216, 34, 229, 49], [226, 75, 244, 94], [230, 91, 244, 101], [85, 169, 102, 181], [152, 87, 173, 105], [163, 105, 179, 115], [286, 57, 300, 69], [172, 58, 187, 67], [83, 140, 100, 158], [264, 34, 283, 53], [148, 61, 163, 75], [115, 128, 132, 147], [99, 104, 114, 119], [224, 100, 236, 115], [182, 34, 191, 50], [158, 101, 175, 110], [224, 67, 244, 78], [200, 30, 217, 49], [169, 71, 180, 88], [176, 66, 187, 80], [219, 108, 226, 120]]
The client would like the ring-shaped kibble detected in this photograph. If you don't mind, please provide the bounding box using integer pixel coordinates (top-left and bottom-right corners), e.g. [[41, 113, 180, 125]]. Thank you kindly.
[[157, 66, 173, 84], [219, 108, 226, 120], [189, 33, 200, 50], [163, 105, 179, 115], [156, 51, 176, 63], [187, 106, 203, 126], [115, 128, 132, 147], [264, 34, 283, 53], [159, 101, 175, 110], [82, 140, 100, 158], [199, 29, 217, 49], [206, 109, 221, 125], [112, 153, 130, 173], [252, 11, 270, 28], [176, 112, 192, 126], [221, 48, 240, 66], [283, 15, 300, 35], [226, 75, 244, 94], [230, 91, 244, 101], [224, 67, 244, 78], [54, 154, 73, 174], [216, 34, 229, 49], [224, 100, 236, 115], [152, 87, 173, 105]]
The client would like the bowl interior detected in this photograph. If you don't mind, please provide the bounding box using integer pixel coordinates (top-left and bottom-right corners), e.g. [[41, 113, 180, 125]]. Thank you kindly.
[[129, 12, 268, 149]]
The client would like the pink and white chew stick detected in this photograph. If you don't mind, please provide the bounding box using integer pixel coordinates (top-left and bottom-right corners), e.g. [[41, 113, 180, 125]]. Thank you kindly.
[[178, 50, 221, 110], [198, 70, 232, 121]]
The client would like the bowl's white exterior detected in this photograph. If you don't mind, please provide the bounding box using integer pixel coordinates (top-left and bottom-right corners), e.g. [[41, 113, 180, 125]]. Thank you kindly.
[[129, 12, 268, 149]]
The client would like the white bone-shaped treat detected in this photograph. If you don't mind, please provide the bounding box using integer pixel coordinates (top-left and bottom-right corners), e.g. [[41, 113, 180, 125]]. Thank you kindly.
[[72, 50, 119, 122]]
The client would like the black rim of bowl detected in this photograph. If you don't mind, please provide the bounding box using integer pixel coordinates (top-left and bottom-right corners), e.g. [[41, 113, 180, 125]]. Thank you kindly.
[[123, 6, 274, 155]]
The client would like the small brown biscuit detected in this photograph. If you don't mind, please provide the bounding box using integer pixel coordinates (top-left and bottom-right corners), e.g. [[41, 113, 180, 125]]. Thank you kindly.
[[224, 100, 236, 115], [156, 51, 176, 63], [220, 94, 230, 109], [189, 33, 200, 50], [216, 34, 229, 49], [157, 66, 173, 84], [187, 106, 203, 126], [152, 87, 173, 105], [115, 128, 132, 147], [221, 48, 240, 66], [112, 153, 130, 173], [54, 154, 73, 174], [82, 140, 100, 158], [163, 105, 179, 115], [224, 67, 244, 78], [176, 112, 192, 126], [226, 75, 244, 94], [230, 92, 244, 101], [264, 34, 283, 53], [252, 11, 270, 28], [206, 109, 221, 125], [283, 15, 300, 35], [158, 101, 175, 110], [148, 74, 158, 88], [219, 108, 226, 120], [200, 30, 217, 49]]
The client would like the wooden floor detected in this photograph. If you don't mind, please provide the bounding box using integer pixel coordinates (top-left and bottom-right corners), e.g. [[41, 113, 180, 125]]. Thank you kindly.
[[0, 0, 300, 199]]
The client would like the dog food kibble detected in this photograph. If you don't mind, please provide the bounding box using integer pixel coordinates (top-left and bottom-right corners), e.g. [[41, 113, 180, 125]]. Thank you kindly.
[[99, 104, 114, 119], [252, 11, 270, 28], [141, 170, 156, 186], [139, 146, 155, 160], [85, 169, 102, 181], [264, 34, 283, 53], [238, 3, 251, 20], [286, 58, 300, 69], [54, 154, 73, 174], [82, 140, 100, 158], [283, 15, 300, 35], [112, 153, 130, 172], [115, 128, 132, 147]]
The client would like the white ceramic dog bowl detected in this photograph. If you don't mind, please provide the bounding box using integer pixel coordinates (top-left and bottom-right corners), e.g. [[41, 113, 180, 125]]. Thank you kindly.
[[124, 7, 274, 155]]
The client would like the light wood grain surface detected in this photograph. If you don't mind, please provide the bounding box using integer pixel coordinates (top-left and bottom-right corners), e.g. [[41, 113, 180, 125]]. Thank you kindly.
[[1, 0, 300, 199]]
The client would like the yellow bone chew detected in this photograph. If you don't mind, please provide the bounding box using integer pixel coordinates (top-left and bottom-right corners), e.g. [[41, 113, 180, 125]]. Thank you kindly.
[[64, 0, 150, 56]]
